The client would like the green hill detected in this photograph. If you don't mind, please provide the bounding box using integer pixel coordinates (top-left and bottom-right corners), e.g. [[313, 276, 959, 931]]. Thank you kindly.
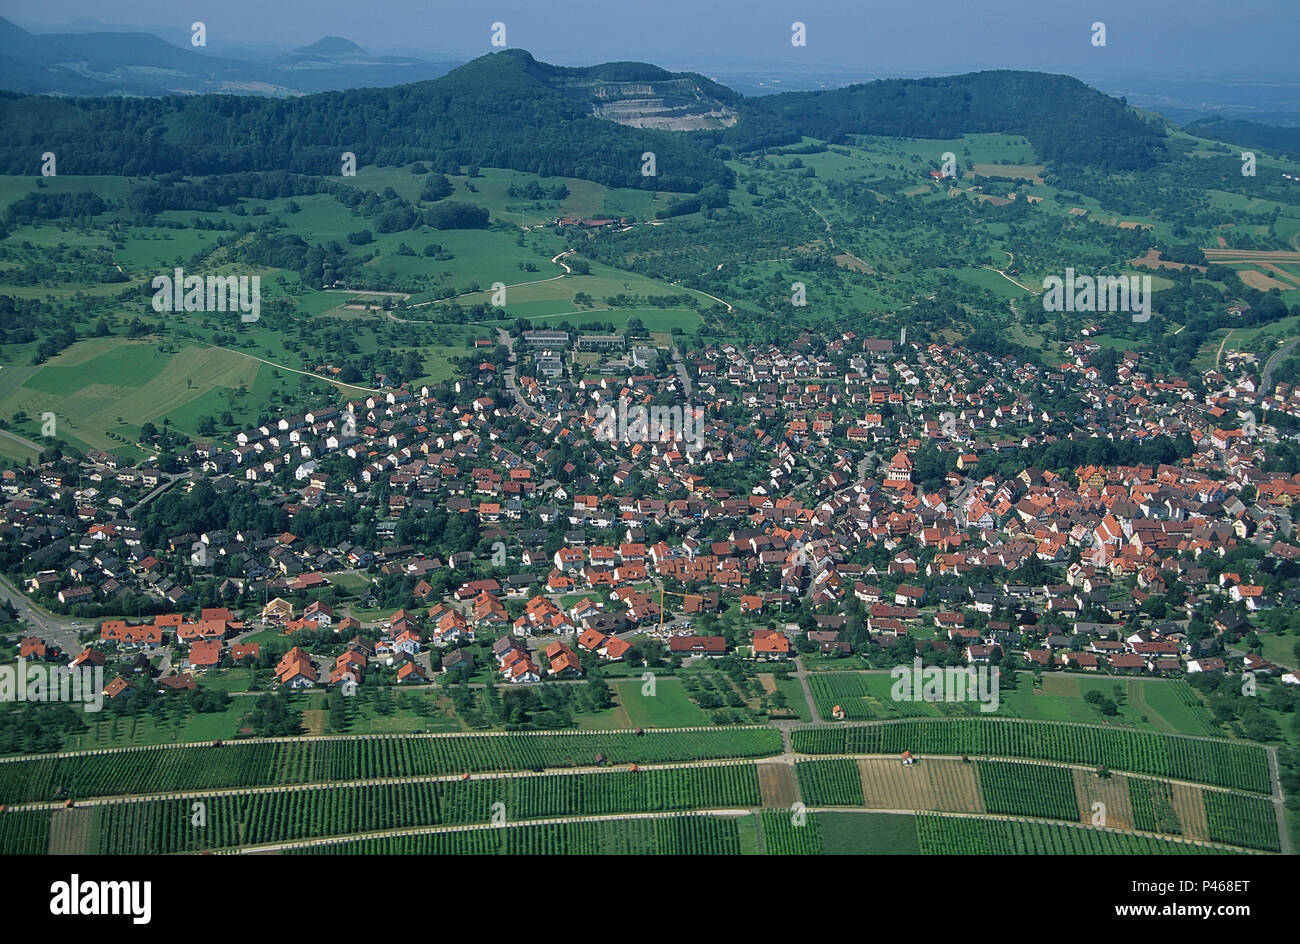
[[0, 52, 1165, 189]]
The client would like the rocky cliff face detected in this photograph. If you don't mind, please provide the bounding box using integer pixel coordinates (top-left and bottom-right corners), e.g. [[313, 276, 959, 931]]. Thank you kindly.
[[558, 77, 738, 130]]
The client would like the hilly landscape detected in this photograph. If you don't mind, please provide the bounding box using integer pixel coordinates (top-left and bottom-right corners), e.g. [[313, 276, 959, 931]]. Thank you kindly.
[[0, 17, 459, 96], [0, 35, 1299, 868]]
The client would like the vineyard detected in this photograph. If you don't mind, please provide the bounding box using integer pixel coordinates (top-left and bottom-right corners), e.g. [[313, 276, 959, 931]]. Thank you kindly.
[[976, 761, 1080, 821], [914, 814, 1243, 855], [808, 673, 988, 721], [759, 809, 822, 854], [284, 814, 744, 855], [1128, 778, 1183, 835], [1201, 790, 1281, 853], [794, 759, 864, 807], [0, 810, 49, 855], [792, 720, 1271, 793], [3, 764, 763, 854], [1160, 679, 1224, 738], [0, 728, 783, 804], [808, 675, 885, 720]]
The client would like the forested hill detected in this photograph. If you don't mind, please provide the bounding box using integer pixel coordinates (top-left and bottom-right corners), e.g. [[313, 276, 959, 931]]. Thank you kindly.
[[0, 51, 1162, 188], [1185, 116, 1300, 159], [0, 50, 732, 192], [719, 70, 1166, 171]]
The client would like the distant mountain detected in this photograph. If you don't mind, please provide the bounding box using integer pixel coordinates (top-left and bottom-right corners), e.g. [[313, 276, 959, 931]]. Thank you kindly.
[[0, 49, 1167, 188], [733, 71, 1166, 171], [1184, 116, 1300, 159], [292, 36, 370, 59], [516, 56, 740, 130], [0, 17, 459, 96]]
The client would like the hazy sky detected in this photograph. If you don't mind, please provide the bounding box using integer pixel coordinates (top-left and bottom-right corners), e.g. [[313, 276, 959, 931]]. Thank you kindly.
[[11, 0, 1300, 78]]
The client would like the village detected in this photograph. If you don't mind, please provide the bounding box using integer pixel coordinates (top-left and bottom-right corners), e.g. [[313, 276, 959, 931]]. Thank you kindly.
[[4, 325, 1300, 718]]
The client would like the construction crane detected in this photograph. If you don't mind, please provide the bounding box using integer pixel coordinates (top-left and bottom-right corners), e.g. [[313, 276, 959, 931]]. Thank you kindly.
[[657, 584, 694, 635]]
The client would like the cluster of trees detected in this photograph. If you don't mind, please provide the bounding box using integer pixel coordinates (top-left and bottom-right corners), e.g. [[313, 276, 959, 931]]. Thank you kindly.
[[0, 703, 88, 754], [467, 678, 615, 728], [507, 179, 569, 201], [5, 190, 107, 224]]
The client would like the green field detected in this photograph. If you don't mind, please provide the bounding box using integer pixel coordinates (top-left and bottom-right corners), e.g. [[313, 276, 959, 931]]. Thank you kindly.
[[807, 671, 1223, 736], [614, 677, 712, 727]]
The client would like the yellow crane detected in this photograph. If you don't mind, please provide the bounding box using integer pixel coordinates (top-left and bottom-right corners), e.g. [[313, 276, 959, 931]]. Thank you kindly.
[[657, 584, 694, 634]]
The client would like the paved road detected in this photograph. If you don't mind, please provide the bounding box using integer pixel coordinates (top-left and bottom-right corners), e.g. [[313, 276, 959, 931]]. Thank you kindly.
[[497, 328, 543, 423], [204, 345, 383, 395], [0, 428, 42, 458], [126, 470, 192, 519], [1261, 336, 1299, 395], [670, 344, 693, 398], [0, 575, 84, 653]]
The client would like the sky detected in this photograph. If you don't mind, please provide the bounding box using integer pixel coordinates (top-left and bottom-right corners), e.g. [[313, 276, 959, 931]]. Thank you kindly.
[[9, 0, 1300, 79]]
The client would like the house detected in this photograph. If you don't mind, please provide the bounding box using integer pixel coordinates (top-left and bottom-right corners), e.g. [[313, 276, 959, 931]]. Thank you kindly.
[[752, 629, 791, 660], [1060, 652, 1099, 671], [230, 642, 260, 663], [500, 650, 541, 683], [895, 584, 926, 607], [599, 636, 632, 662], [577, 628, 609, 653], [18, 636, 55, 660], [545, 642, 584, 679], [157, 673, 196, 692], [186, 639, 224, 671], [102, 677, 134, 699], [442, 649, 476, 676], [177, 619, 228, 643], [70, 648, 106, 669], [492, 635, 528, 663], [394, 629, 422, 655], [98, 621, 164, 649], [275, 646, 318, 687], [304, 600, 334, 627], [331, 662, 362, 688], [396, 661, 426, 684], [668, 635, 727, 657], [261, 597, 295, 624]]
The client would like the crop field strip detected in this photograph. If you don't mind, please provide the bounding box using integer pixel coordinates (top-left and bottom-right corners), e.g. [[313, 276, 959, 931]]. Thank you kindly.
[[0, 764, 763, 855], [1201, 790, 1282, 853], [792, 756, 1281, 852], [0, 727, 783, 804], [975, 760, 1079, 820], [277, 813, 745, 856], [763, 811, 1254, 855], [913, 814, 1250, 855], [792, 719, 1271, 793], [760, 809, 823, 855]]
